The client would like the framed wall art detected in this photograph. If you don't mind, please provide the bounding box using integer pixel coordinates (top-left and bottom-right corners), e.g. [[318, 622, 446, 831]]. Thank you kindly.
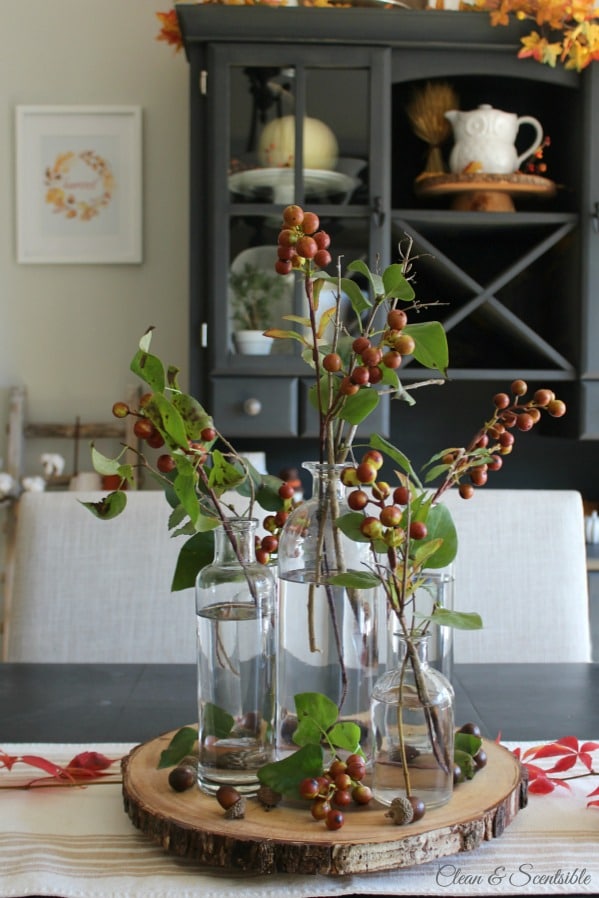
[[16, 106, 142, 264]]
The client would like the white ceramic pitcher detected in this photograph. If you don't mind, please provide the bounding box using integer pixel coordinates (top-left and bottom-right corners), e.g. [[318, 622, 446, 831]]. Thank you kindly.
[[445, 104, 544, 175]]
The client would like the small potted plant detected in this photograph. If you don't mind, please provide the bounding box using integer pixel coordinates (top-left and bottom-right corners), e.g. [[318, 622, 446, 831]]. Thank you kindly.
[[229, 262, 285, 355]]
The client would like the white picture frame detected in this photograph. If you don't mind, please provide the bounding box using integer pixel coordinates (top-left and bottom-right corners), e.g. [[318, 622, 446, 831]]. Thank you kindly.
[[16, 105, 142, 264]]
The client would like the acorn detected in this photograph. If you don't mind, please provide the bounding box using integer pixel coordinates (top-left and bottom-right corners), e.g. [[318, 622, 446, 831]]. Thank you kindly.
[[256, 784, 283, 810], [216, 785, 246, 819], [385, 796, 414, 826], [168, 764, 196, 793]]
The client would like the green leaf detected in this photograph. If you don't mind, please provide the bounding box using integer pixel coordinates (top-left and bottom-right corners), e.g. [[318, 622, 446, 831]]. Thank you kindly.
[[347, 259, 384, 298], [80, 490, 127, 520], [257, 743, 324, 798], [339, 277, 371, 315], [171, 393, 213, 441], [403, 321, 449, 375], [171, 530, 215, 591], [340, 387, 380, 426], [429, 607, 484, 630], [267, 326, 310, 345], [173, 469, 201, 526], [327, 721, 362, 753], [203, 702, 234, 739], [369, 434, 422, 487], [454, 732, 483, 756], [130, 349, 166, 394], [421, 502, 458, 568], [382, 264, 416, 301], [157, 725, 198, 769], [146, 393, 189, 448], [255, 476, 286, 512], [89, 445, 123, 477], [208, 450, 246, 495], [330, 570, 380, 589], [424, 462, 453, 483], [334, 511, 370, 543], [294, 692, 339, 744], [412, 537, 444, 567]]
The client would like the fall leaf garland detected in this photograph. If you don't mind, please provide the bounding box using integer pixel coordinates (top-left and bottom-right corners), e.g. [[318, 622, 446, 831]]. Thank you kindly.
[[512, 736, 599, 807]]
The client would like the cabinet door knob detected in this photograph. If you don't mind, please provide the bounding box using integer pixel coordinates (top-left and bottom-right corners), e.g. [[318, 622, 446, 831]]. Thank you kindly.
[[243, 398, 262, 417]]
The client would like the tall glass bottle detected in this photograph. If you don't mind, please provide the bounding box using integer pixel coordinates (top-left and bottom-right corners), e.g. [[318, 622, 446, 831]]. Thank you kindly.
[[195, 517, 276, 796], [371, 632, 454, 810], [277, 462, 383, 759]]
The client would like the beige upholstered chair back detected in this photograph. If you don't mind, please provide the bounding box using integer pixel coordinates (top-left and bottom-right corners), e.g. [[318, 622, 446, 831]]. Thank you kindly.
[[440, 489, 591, 663], [4, 491, 196, 663]]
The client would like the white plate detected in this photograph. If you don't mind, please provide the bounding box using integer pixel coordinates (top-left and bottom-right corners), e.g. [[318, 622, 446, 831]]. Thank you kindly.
[[228, 168, 360, 204]]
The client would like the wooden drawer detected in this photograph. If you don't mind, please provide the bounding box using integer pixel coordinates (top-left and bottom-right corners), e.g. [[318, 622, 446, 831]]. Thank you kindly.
[[211, 377, 298, 438]]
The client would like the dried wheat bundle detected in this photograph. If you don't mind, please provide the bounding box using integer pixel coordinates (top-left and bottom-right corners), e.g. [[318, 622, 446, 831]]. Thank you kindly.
[[407, 81, 459, 174]]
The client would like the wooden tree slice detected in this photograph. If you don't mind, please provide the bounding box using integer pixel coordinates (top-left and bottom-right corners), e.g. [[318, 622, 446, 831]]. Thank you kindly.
[[122, 731, 527, 876]]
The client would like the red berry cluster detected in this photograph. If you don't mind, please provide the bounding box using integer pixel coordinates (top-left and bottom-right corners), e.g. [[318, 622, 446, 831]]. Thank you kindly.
[[339, 380, 567, 547], [298, 754, 373, 831], [255, 481, 296, 565], [323, 307, 416, 395], [452, 379, 566, 500], [341, 449, 422, 547], [275, 205, 332, 275], [112, 393, 214, 474], [524, 135, 551, 175], [113, 397, 292, 567]]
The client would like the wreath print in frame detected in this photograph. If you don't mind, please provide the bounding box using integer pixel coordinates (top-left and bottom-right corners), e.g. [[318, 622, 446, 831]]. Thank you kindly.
[[16, 106, 142, 264]]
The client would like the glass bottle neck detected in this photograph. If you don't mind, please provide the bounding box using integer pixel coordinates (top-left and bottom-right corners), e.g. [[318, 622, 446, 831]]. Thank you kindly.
[[213, 518, 257, 566], [395, 633, 430, 667], [302, 461, 348, 502]]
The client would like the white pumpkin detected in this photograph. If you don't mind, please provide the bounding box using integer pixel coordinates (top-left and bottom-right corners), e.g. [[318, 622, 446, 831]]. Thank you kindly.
[[258, 116, 338, 170]]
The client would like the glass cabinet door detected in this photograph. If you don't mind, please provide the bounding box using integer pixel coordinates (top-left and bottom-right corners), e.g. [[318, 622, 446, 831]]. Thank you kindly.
[[205, 44, 389, 372]]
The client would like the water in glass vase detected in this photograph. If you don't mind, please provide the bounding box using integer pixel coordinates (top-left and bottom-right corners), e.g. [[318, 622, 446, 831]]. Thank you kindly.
[[196, 600, 275, 795], [371, 634, 454, 810], [277, 573, 380, 758]]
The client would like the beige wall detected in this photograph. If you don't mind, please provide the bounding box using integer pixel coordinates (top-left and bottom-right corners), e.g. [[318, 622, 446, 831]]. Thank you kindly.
[[1, 0, 190, 476]]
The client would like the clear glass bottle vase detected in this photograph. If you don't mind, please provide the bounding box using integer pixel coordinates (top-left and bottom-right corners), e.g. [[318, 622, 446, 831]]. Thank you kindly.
[[277, 461, 383, 759], [371, 632, 454, 810], [195, 517, 277, 796]]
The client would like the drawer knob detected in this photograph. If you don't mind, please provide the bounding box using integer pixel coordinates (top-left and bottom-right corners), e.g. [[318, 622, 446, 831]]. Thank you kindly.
[[243, 397, 262, 417]]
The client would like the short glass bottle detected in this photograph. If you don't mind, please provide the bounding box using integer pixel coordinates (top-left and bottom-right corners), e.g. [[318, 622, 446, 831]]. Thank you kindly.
[[195, 517, 276, 796], [371, 632, 454, 810]]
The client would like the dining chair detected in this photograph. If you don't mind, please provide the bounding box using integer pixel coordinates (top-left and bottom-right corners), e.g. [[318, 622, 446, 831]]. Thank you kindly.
[[3, 490, 196, 663], [439, 488, 591, 663]]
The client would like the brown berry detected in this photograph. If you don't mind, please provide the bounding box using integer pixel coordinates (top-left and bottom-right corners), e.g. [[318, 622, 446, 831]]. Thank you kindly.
[[511, 379, 528, 396], [387, 308, 408, 330], [409, 520, 427, 540], [325, 808, 345, 830], [302, 211, 320, 235], [408, 795, 426, 822], [547, 399, 566, 417], [112, 401, 129, 418], [157, 454, 176, 474], [533, 388, 554, 407], [323, 353, 342, 373]]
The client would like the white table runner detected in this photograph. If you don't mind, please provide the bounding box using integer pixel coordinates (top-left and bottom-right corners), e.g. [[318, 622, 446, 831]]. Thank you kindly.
[[1, 742, 597, 898]]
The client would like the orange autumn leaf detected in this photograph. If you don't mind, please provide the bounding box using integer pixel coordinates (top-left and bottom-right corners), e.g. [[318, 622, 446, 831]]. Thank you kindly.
[[156, 10, 183, 52]]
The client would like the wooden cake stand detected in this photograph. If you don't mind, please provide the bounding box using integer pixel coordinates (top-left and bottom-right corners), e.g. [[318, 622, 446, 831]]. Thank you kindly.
[[415, 172, 556, 212], [122, 730, 527, 875]]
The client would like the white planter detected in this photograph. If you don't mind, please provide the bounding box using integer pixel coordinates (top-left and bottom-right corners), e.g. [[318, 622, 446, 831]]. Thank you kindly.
[[234, 330, 272, 355]]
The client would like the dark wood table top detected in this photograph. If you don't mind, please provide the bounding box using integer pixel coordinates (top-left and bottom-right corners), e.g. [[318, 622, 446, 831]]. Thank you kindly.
[[1, 662, 598, 744]]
